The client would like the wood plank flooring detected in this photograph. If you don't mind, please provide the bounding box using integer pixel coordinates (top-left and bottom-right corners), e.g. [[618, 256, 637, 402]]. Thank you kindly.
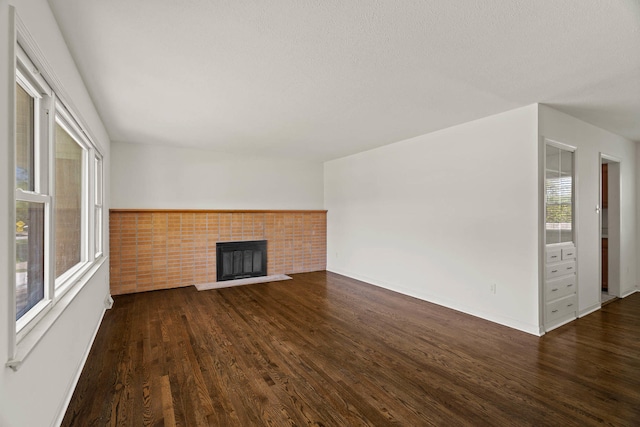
[[62, 271, 640, 426]]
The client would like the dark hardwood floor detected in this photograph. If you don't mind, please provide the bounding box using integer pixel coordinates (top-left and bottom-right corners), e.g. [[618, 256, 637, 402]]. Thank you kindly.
[[62, 271, 640, 426]]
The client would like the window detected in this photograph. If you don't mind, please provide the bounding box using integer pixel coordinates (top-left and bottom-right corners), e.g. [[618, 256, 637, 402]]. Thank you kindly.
[[13, 45, 104, 339], [15, 201, 45, 320], [545, 143, 574, 244], [94, 155, 104, 257], [15, 58, 50, 327], [54, 111, 86, 283], [15, 83, 34, 192]]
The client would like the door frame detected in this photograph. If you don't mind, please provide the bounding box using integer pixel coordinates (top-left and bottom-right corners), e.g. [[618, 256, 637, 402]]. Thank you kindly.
[[599, 153, 621, 300]]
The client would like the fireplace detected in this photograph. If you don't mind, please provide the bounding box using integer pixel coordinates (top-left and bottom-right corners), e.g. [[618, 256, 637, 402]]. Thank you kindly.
[[216, 240, 267, 281]]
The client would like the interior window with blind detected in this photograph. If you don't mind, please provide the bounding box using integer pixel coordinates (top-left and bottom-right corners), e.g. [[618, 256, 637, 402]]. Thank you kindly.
[[545, 144, 574, 244]]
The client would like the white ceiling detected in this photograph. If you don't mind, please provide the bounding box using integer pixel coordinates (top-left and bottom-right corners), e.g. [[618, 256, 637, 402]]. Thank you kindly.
[[48, 0, 640, 161]]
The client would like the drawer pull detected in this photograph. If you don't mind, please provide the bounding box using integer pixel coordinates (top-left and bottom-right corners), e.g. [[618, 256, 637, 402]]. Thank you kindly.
[[567, 304, 574, 307], [551, 288, 559, 292], [568, 284, 574, 287], [566, 252, 573, 256], [551, 270, 558, 273], [567, 267, 573, 270], [552, 309, 559, 313], [550, 255, 558, 259]]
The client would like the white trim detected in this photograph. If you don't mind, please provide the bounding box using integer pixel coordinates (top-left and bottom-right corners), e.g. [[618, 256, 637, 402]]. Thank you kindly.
[[94, 206, 103, 259], [544, 241, 575, 249], [579, 303, 601, 318], [599, 154, 622, 299], [537, 135, 545, 333], [5, 3, 17, 363], [54, 101, 90, 151], [47, 92, 56, 311], [16, 297, 52, 339], [620, 288, 638, 298], [15, 43, 50, 97], [86, 148, 94, 261], [544, 316, 576, 332], [6, 6, 17, 361], [55, 260, 90, 294], [601, 153, 623, 163], [16, 68, 43, 100], [544, 137, 577, 152], [598, 154, 603, 303], [93, 154, 103, 258], [15, 187, 49, 203]]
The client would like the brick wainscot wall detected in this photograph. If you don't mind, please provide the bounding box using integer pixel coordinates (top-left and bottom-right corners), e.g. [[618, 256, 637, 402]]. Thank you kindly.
[[109, 210, 327, 295]]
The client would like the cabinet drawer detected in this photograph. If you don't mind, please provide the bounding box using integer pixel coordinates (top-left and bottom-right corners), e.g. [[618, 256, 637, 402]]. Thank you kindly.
[[562, 247, 576, 260], [546, 261, 576, 279], [546, 294, 577, 323], [546, 249, 562, 263], [545, 275, 577, 302]]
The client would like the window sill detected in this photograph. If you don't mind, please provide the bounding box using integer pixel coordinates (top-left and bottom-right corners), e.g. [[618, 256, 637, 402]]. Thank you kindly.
[[6, 256, 109, 371]]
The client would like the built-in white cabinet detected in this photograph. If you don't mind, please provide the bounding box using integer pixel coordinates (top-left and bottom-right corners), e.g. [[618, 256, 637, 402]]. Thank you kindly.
[[545, 243, 577, 329], [543, 141, 578, 331]]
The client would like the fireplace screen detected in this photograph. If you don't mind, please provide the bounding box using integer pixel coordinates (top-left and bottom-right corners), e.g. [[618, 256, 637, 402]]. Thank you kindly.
[[216, 240, 267, 281]]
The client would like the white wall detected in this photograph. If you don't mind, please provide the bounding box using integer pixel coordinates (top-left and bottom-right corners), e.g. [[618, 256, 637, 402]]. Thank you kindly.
[[638, 145, 640, 291], [0, 1, 14, 423], [539, 105, 638, 312], [0, 0, 111, 426], [637, 146, 640, 291], [325, 105, 541, 334], [111, 142, 324, 209]]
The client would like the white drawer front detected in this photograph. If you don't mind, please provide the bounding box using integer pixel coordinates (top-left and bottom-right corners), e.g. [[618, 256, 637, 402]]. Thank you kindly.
[[545, 275, 577, 302], [546, 261, 576, 279], [562, 247, 577, 260], [546, 249, 562, 264], [546, 294, 577, 323]]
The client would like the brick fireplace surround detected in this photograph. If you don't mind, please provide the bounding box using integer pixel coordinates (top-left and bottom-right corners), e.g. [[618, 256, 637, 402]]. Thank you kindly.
[[109, 210, 327, 295]]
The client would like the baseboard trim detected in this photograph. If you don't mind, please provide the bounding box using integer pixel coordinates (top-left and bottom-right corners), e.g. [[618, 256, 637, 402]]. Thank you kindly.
[[620, 288, 639, 298], [544, 316, 577, 333], [52, 305, 107, 427], [327, 268, 542, 336], [579, 304, 601, 318]]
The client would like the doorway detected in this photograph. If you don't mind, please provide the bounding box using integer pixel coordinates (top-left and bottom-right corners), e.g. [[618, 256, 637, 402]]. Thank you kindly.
[[600, 155, 621, 303]]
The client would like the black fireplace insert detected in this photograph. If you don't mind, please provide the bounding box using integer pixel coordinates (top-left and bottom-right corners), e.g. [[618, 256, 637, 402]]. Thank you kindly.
[[216, 240, 267, 281]]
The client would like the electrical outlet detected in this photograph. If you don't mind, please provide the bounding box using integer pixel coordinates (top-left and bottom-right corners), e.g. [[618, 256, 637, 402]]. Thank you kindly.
[[490, 284, 497, 294]]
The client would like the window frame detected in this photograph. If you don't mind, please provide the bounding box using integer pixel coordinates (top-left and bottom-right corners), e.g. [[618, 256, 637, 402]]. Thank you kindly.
[[14, 48, 53, 338], [52, 102, 92, 293], [94, 154, 104, 259], [544, 139, 576, 247], [11, 42, 105, 347]]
